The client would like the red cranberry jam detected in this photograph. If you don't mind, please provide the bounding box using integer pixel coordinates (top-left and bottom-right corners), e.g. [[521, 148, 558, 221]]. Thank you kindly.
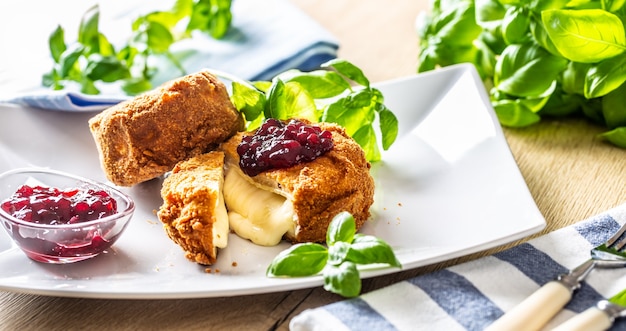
[[237, 119, 334, 176], [1, 185, 118, 225]]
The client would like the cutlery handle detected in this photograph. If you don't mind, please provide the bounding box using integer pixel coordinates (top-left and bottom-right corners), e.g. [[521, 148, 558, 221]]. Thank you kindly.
[[550, 307, 612, 331], [485, 281, 572, 331]]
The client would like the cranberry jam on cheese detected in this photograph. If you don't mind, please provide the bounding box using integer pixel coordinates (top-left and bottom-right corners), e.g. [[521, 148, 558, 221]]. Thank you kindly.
[[236, 119, 334, 176]]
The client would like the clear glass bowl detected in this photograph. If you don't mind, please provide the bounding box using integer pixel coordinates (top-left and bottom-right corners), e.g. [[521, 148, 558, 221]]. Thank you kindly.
[[0, 168, 135, 264]]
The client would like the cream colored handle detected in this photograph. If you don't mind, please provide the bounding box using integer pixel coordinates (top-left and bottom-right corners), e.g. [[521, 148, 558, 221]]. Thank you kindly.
[[551, 307, 612, 331], [485, 281, 572, 331]]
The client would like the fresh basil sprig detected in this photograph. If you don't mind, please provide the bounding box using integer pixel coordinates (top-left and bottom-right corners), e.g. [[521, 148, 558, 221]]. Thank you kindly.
[[43, 0, 232, 95], [417, 0, 626, 148], [229, 59, 399, 162], [266, 212, 401, 298]]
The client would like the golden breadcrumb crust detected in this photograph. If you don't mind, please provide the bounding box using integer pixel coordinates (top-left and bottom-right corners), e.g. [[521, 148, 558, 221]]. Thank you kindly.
[[220, 122, 374, 243], [88, 70, 244, 186], [157, 151, 226, 265]]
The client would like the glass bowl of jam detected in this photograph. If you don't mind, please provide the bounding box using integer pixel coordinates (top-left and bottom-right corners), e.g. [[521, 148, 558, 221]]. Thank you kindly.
[[0, 168, 135, 264]]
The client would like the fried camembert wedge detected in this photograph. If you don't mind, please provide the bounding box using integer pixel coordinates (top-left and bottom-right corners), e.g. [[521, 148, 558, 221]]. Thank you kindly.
[[219, 121, 375, 246], [157, 152, 229, 265], [89, 70, 243, 186]]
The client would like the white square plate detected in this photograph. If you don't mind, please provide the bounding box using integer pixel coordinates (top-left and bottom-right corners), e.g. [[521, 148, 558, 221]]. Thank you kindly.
[[0, 63, 545, 298]]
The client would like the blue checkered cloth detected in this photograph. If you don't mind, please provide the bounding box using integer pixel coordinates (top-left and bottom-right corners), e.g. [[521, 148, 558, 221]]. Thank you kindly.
[[2, 0, 338, 112], [291, 203, 626, 331]]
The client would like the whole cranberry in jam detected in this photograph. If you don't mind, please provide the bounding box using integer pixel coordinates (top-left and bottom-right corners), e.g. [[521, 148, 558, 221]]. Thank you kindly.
[[237, 119, 334, 176], [1, 185, 118, 225]]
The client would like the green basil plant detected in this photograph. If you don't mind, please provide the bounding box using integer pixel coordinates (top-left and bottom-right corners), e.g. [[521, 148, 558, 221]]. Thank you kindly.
[[44, 0, 233, 95], [417, 0, 626, 148]]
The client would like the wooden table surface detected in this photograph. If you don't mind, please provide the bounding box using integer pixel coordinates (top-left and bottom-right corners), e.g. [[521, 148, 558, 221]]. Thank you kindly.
[[1, 1, 626, 330]]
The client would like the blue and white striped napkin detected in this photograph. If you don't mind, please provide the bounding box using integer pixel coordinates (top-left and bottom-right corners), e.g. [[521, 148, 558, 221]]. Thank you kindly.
[[291, 203, 626, 331], [1, 0, 337, 112]]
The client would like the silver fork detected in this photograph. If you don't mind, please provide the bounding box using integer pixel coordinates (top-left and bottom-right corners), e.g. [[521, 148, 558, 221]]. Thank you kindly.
[[485, 221, 626, 331]]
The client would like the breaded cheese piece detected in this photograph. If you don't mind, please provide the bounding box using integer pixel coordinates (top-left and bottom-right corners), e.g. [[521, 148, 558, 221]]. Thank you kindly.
[[88, 70, 244, 186], [157, 152, 229, 265], [219, 122, 375, 245]]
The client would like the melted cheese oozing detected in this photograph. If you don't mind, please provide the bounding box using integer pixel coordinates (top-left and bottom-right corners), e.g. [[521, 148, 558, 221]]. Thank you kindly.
[[223, 168, 295, 246], [213, 187, 229, 248]]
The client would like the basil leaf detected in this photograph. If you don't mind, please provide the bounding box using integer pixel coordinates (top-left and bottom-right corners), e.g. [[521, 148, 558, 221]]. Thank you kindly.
[[328, 241, 350, 266], [585, 54, 626, 99], [353, 125, 381, 162], [266, 80, 317, 122], [473, 38, 498, 79], [41, 69, 61, 89], [48, 25, 66, 63], [493, 100, 542, 127], [326, 211, 356, 246], [80, 78, 100, 95], [187, 0, 233, 39], [265, 79, 285, 119], [606, 0, 626, 12], [494, 43, 567, 97], [142, 21, 174, 53], [599, 127, 626, 148], [78, 5, 100, 54], [207, 8, 232, 39], [378, 105, 399, 150], [266, 243, 328, 277], [323, 59, 370, 87], [502, 6, 530, 45], [323, 262, 361, 298], [322, 90, 374, 136], [417, 46, 438, 73], [58, 44, 85, 78], [347, 234, 401, 268], [85, 54, 130, 83], [562, 61, 590, 96], [171, 0, 194, 19], [601, 83, 626, 129], [284, 70, 351, 99], [515, 93, 551, 113], [475, 0, 506, 30], [231, 82, 266, 122], [96, 33, 116, 57], [529, 16, 562, 57], [542, 9, 626, 63], [433, 1, 482, 44], [253, 81, 272, 92]]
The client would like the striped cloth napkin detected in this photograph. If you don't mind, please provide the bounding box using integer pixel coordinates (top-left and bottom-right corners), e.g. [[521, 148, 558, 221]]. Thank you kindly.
[[1, 0, 337, 112], [291, 203, 626, 331]]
